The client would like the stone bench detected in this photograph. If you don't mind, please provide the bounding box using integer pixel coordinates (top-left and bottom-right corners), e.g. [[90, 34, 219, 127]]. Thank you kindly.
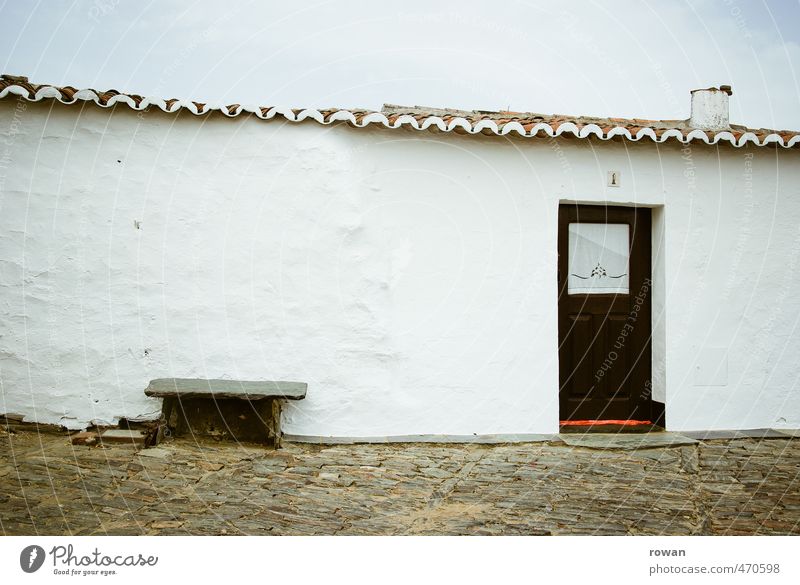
[[145, 378, 307, 448]]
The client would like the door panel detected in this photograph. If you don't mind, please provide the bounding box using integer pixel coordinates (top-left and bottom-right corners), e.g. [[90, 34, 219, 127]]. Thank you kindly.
[[558, 204, 652, 421], [566, 314, 594, 397], [604, 314, 630, 401]]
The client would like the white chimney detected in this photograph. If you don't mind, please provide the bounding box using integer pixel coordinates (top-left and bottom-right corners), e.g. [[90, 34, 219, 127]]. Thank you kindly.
[[689, 85, 732, 131]]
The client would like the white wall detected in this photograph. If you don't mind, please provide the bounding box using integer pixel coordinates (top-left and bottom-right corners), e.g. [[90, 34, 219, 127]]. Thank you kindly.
[[1, 100, 798, 434]]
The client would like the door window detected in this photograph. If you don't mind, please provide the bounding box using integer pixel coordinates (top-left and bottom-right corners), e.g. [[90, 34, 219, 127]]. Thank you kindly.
[[567, 223, 630, 294]]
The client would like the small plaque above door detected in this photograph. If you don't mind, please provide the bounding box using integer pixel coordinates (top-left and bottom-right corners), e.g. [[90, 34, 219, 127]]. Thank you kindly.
[[567, 223, 630, 294]]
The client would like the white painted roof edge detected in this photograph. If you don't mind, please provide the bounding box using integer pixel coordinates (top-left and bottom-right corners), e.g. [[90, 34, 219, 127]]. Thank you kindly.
[[2, 83, 799, 149]]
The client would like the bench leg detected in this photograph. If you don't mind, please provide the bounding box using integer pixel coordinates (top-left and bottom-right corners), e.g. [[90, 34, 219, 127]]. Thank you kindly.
[[152, 397, 178, 446], [260, 399, 282, 449]]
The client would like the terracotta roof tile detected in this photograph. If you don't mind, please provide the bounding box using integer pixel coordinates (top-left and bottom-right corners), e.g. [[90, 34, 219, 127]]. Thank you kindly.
[[1, 74, 798, 148]]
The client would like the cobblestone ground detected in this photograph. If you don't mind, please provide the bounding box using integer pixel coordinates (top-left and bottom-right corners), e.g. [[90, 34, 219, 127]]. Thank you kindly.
[[1, 429, 799, 535]]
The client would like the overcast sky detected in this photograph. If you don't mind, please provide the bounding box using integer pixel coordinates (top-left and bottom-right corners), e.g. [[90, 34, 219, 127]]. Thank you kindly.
[[1, 0, 799, 130]]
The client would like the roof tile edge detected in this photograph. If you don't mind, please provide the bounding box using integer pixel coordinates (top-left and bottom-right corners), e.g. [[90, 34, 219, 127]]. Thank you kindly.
[[1, 75, 798, 149]]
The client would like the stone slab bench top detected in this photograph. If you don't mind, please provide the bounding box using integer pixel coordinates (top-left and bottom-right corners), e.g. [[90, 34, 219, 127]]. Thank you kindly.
[[145, 378, 307, 400]]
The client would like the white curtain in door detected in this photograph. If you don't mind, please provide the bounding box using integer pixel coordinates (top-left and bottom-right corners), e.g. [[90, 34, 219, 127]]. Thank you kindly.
[[567, 223, 630, 294]]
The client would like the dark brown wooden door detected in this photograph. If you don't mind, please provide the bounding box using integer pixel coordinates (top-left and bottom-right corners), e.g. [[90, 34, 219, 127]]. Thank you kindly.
[[558, 204, 652, 421]]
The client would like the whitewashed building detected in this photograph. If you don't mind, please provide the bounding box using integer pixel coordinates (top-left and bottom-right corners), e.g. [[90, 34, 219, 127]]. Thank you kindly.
[[1, 74, 799, 438]]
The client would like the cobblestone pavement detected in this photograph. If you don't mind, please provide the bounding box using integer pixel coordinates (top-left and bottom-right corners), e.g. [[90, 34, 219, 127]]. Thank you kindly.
[[1, 429, 799, 535]]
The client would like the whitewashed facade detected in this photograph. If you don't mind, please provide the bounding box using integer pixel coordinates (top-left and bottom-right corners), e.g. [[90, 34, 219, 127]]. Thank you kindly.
[[1, 78, 799, 437]]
